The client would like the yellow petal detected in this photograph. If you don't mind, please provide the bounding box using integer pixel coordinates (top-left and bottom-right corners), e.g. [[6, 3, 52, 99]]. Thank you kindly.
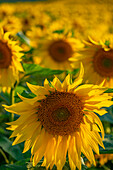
[[27, 82, 49, 96], [33, 132, 50, 166], [62, 74, 71, 91], [31, 128, 46, 155], [51, 76, 62, 91], [44, 78, 55, 92], [17, 93, 44, 105], [55, 136, 68, 165], [3, 102, 34, 114]]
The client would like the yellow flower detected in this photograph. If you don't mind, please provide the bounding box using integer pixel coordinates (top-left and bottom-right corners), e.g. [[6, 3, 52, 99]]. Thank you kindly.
[[0, 16, 22, 34], [0, 28, 23, 91], [86, 153, 113, 167], [33, 32, 83, 70], [26, 26, 47, 48], [95, 154, 113, 166], [0, 4, 14, 20], [71, 36, 113, 88], [4, 65, 113, 170]]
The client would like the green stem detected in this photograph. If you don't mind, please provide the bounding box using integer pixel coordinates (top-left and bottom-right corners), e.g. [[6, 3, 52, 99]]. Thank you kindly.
[[10, 87, 15, 122], [9, 84, 17, 163], [0, 94, 9, 105], [0, 148, 9, 164], [102, 165, 111, 170], [70, 74, 73, 84], [10, 81, 17, 122]]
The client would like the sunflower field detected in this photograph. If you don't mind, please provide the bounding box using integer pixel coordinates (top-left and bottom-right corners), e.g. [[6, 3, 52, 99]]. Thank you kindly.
[[1, 0, 113, 170]]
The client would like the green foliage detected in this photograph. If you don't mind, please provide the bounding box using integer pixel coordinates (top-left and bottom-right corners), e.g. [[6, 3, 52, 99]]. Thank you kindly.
[[100, 134, 113, 154], [23, 63, 65, 76], [0, 158, 29, 170], [0, 134, 23, 161], [0, 164, 26, 170], [104, 88, 113, 93], [99, 113, 113, 124], [53, 29, 64, 34], [0, 92, 10, 105], [104, 40, 110, 47]]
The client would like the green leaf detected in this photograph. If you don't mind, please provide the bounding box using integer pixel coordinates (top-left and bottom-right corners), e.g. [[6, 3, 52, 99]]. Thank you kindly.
[[17, 31, 30, 46], [23, 63, 64, 76], [104, 40, 110, 47], [15, 86, 27, 96], [14, 86, 29, 103], [20, 90, 36, 98], [15, 90, 36, 103], [0, 164, 26, 170], [82, 164, 88, 170], [67, 68, 79, 75], [100, 134, 113, 154], [0, 92, 10, 105], [0, 154, 29, 169], [104, 88, 113, 93], [0, 134, 23, 161], [87, 167, 103, 170], [15, 158, 30, 166], [0, 126, 9, 135], [99, 113, 113, 124], [53, 29, 64, 34]]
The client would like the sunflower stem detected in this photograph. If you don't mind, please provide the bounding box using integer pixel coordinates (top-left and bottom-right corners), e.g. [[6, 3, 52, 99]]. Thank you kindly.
[[9, 85, 16, 164], [0, 93, 9, 105], [0, 148, 9, 164], [10, 82, 17, 122], [10, 87, 14, 122], [70, 74, 73, 84]]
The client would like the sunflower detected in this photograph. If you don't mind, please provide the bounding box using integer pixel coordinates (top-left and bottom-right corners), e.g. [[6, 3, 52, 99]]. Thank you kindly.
[[26, 26, 47, 48], [4, 64, 113, 170], [0, 4, 14, 20], [86, 153, 113, 168], [71, 36, 113, 88], [0, 16, 22, 34], [33, 32, 83, 70], [95, 153, 113, 166], [0, 28, 23, 91]]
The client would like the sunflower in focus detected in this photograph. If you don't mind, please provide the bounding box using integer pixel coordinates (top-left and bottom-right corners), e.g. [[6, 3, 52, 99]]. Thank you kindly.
[[33, 32, 83, 70], [0, 28, 23, 91], [4, 65, 113, 170], [71, 36, 113, 88]]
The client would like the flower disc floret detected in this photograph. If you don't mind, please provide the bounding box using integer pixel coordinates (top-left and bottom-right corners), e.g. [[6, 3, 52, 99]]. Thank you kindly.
[[37, 91, 84, 136], [0, 40, 12, 68]]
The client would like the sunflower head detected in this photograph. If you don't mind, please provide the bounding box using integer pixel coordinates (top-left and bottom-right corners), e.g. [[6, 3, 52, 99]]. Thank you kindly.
[[33, 31, 84, 70], [72, 36, 113, 88], [4, 65, 113, 170], [0, 16, 22, 34], [0, 28, 23, 91]]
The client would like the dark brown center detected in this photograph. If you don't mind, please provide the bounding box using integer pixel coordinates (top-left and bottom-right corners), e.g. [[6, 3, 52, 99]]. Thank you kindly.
[[0, 40, 12, 68], [37, 91, 84, 136], [48, 40, 73, 62], [93, 48, 113, 77]]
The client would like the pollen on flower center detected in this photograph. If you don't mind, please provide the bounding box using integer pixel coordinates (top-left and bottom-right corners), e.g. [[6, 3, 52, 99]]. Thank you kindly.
[[52, 107, 70, 122], [0, 40, 12, 68], [93, 48, 113, 77], [37, 91, 84, 136], [48, 40, 73, 62]]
